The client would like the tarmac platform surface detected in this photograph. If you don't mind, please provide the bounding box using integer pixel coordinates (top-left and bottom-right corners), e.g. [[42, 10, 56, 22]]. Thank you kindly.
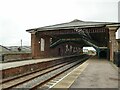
[[53, 58, 119, 88]]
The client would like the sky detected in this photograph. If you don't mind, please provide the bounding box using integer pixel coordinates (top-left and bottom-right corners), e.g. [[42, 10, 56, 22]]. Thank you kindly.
[[0, 0, 120, 46]]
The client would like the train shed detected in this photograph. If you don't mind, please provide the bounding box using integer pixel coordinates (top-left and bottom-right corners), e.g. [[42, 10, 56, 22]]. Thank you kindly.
[[26, 19, 120, 62]]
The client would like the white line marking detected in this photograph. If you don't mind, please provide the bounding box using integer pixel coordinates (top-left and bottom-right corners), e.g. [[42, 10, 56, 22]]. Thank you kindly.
[[48, 60, 88, 89]]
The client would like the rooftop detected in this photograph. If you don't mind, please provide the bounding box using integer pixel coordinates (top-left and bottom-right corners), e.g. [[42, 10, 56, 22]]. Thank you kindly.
[[26, 19, 120, 33]]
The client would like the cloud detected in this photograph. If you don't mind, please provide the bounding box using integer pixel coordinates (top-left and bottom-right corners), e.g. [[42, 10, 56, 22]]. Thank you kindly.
[[0, 0, 119, 46]]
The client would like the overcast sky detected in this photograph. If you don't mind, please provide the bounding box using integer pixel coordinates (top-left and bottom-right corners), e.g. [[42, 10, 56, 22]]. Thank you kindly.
[[0, 0, 120, 46]]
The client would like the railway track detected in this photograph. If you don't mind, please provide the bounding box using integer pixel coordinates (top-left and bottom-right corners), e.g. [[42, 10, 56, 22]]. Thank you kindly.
[[1, 56, 89, 90]]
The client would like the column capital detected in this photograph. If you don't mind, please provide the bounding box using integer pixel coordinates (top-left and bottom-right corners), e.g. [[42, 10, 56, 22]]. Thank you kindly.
[[31, 31, 38, 35], [107, 26, 119, 32]]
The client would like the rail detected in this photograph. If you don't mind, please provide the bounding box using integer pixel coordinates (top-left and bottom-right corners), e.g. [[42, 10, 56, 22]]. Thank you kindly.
[[1, 54, 90, 90]]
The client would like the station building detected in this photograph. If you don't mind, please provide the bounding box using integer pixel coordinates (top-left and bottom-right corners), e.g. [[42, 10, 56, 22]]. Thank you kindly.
[[26, 19, 120, 62]]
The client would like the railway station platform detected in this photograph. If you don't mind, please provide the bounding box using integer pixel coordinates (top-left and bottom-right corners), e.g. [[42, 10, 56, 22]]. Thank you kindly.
[[53, 57, 119, 88], [0, 55, 79, 70], [0, 57, 62, 70], [1, 54, 88, 80]]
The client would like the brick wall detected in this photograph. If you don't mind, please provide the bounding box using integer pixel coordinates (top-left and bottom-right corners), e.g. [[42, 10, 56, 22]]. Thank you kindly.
[[31, 33, 40, 58], [2, 54, 88, 79], [31, 32, 83, 59], [2, 53, 31, 62], [109, 28, 118, 62]]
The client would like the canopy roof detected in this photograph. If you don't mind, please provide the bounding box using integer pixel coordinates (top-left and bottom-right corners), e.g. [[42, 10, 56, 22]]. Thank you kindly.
[[26, 19, 120, 33]]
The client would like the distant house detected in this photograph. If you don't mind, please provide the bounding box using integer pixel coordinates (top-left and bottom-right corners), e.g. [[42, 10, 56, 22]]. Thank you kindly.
[[7, 46, 31, 53], [0, 45, 31, 54], [7, 46, 21, 52], [0, 45, 11, 53]]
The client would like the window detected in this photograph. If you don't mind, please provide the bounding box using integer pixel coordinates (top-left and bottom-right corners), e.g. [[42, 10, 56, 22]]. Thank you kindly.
[[50, 38, 52, 44], [66, 44, 68, 51], [70, 45, 72, 51], [41, 38, 45, 51]]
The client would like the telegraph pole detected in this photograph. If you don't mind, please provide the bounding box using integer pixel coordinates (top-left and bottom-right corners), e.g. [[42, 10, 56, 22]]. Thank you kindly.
[[21, 39, 22, 50]]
